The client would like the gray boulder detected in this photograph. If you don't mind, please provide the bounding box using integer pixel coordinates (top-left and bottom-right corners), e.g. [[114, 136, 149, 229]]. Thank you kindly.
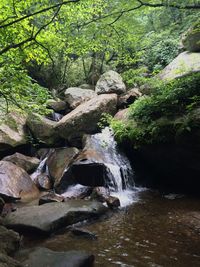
[[2, 153, 40, 173], [27, 113, 60, 146], [64, 87, 96, 109], [159, 51, 200, 80], [3, 200, 107, 234], [46, 147, 79, 187], [95, 70, 126, 95], [182, 21, 200, 52], [22, 247, 94, 267], [0, 112, 27, 152], [55, 94, 117, 142], [0, 161, 39, 201]]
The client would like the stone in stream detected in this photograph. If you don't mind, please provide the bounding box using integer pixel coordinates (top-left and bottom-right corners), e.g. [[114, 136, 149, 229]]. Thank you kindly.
[[2, 153, 40, 173], [46, 147, 79, 188], [91, 187, 120, 209], [22, 247, 94, 267], [39, 192, 64, 205], [55, 94, 117, 143], [46, 99, 68, 113], [68, 226, 98, 240], [105, 196, 120, 209], [3, 200, 108, 234], [0, 161, 39, 202], [35, 174, 52, 191]]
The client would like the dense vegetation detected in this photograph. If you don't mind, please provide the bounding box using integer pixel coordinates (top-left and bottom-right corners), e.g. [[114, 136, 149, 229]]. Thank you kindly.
[[0, 0, 200, 116]]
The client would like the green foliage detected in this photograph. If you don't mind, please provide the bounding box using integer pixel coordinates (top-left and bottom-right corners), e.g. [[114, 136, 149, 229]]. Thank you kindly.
[[111, 73, 200, 147], [0, 65, 51, 115]]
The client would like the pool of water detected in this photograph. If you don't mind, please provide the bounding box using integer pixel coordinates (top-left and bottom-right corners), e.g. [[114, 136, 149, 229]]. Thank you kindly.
[[20, 190, 200, 267]]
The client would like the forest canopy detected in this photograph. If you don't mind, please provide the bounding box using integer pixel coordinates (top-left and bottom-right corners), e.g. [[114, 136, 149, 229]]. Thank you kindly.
[[0, 0, 200, 114]]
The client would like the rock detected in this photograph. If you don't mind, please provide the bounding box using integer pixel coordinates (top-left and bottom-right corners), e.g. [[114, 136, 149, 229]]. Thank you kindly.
[[0, 226, 21, 255], [90, 187, 110, 202], [114, 108, 129, 122], [79, 84, 95, 90], [2, 153, 40, 173], [22, 247, 94, 267], [26, 113, 60, 146], [55, 94, 117, 142], [62, 185, 92, 200], [39, 192, 64, 205], [0, 197, 5, 215], [117, 88, 142, 108], [159, 51, 200, 80], [0, 112, 27, 152], [64, 87, 96, 109], [3, 200, 108, 234], [105, 196, 120, 209], [95, 70, 126, 95], [182, 21, 200, 52], [0, 253, 22, 267], [46, 99, 67, 113], [0, 161, 39, 201], [69, 227, 97, 240], [35, 148, 52, 160], [36, 174, 52, 191], [46, 147, 79, 187]]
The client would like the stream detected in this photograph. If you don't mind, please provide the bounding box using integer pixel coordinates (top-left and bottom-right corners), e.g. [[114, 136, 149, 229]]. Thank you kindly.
[[16, 128, 200, 266]]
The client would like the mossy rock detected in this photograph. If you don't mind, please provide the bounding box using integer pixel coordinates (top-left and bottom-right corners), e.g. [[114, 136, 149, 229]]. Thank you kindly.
[[182, 20, 200, 52]]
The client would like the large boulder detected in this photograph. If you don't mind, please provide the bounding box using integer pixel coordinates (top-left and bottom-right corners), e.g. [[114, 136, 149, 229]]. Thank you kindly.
[[95, 70, 126, 95], [55, 94, 117, 142], [22, 247, 94, 267], [46, 147, 79, 187], [64, 87, 96, 109], [117, 88, 142, 109], [0, 112, 27, 152], [182, 21, 200, 52], [159, 51, 200, 80], [3, 200, 108, 234], [0, 161, 39, 201], [26, 113, 60, 146], [2, 153, 40, 173]]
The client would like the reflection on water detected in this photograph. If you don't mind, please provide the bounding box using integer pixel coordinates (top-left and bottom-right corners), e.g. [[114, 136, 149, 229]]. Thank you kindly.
[[21, 190, 200, 267]]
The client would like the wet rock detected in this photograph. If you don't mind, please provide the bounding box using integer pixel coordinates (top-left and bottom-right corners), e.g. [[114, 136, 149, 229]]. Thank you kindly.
[[64, 87, 96, 109], [0, 197, 5, 215], [27, 113, 61, 146], [90, 187, 110, 202], [46, 147, 79, 187], [39, 192, 64, 205], [69, 226, 97, 240], [3, 200, 108, 234], [0, 161, 39, 201], [46, 99, 67, 113], [35, 148, 52, 160], [0, 112, 27, 152], [62, 185, 92, 200], [22, 247, 94, 267], [95, 70, 126, 95], [0, 226, 21, 255], [158, 51, 200, 80], [2, 153, 40, 173], [106, 196, 120, 209], [55, 94, 117, 142], [117, 88, 142, 109], [36, 174, 52, 191]]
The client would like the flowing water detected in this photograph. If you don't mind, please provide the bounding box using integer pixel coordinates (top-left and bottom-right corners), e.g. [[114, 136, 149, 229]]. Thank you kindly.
[[21, 128, 200, 266]]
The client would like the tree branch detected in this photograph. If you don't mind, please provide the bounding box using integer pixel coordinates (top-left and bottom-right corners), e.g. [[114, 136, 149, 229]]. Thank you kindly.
[[0, 0, 80, 29], [136, 0, 200, 9]]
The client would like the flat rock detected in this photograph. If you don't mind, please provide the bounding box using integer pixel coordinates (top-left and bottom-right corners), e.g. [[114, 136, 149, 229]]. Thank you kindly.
[[2, 153, 40, 173], [22, 247, 94, 267], [3, 200, 107, 234], [0, 161, 39, 201]]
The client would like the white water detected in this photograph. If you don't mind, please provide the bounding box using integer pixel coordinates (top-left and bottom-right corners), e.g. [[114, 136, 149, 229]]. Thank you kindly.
[[31, 156, 48, 182]]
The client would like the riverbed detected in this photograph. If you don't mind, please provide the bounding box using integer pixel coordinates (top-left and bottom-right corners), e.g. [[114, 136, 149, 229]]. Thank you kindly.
[[19, 189, 200, 267]]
